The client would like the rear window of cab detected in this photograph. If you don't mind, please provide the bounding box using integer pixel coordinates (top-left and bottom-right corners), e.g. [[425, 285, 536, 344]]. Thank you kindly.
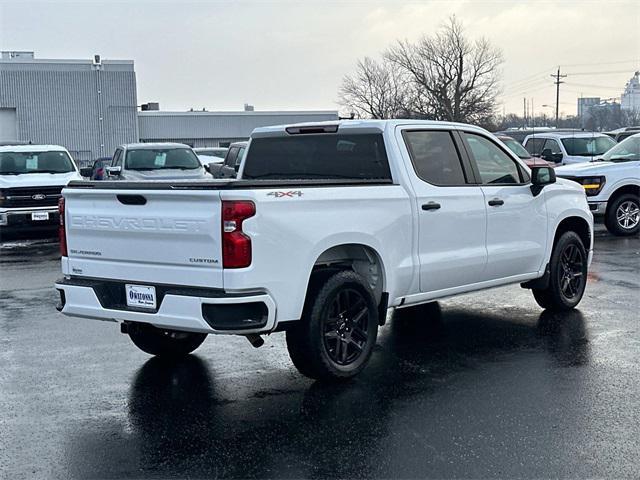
[[242, 134, 391, 180]]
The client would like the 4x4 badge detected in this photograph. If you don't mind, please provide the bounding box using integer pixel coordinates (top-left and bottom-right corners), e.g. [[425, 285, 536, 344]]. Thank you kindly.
[[267, 191, 303, 198]]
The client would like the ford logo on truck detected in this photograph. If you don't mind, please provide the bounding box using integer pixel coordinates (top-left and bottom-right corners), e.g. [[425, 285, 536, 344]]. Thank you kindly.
[[70, 215, 207, 233], [32, 194, 47, 200]]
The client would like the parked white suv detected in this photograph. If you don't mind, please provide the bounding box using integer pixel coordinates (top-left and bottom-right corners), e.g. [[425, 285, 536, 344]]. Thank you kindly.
[[523, 131, 616, 165], [0, 144, 81, 235], [55, 120, 593, 381], [556, 133, 640, 236]]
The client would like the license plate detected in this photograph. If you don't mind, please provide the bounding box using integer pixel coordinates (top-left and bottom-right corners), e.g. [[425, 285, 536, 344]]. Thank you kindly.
[[125, 284, 157, 310], [31, 212, 49, 221]]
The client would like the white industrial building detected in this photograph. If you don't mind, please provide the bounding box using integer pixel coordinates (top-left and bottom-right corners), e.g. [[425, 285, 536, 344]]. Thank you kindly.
[[0, 51, 339, 164], [621, 71, 640, 112], [138, 110, 339, 147]]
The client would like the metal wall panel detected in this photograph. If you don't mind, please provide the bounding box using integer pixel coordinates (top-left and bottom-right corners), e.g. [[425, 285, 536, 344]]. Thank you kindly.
[[138, 111, 339, 146], [0, 60, 138, 163]]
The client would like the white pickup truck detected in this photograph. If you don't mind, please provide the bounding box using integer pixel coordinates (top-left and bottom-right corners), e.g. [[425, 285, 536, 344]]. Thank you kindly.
[[1, 144, 81, 235], [556, 133, 639, 236], [55, 120, 594, 381]]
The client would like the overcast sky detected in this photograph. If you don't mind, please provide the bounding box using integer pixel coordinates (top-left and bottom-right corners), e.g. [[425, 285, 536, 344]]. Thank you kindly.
[[1, 0, 639, 117]]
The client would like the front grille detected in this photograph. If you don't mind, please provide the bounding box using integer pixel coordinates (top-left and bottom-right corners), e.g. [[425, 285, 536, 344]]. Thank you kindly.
[[1, 186, 63, 208]]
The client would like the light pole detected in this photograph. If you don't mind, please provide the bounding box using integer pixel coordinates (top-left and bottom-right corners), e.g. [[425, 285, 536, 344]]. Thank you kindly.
[[541, 105, 555, 127]]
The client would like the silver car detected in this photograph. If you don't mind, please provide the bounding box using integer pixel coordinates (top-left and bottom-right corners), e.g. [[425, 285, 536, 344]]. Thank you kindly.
[[105, 143, 209, 181]]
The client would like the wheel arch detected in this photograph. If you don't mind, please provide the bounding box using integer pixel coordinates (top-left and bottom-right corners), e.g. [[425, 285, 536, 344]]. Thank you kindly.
[[309, 243, 387, 306], [605, 184, 640, 212], [552, 215, 591, 251]]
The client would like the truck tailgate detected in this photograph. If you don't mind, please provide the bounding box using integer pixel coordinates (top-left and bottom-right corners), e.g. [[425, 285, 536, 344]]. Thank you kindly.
[[63, 187, 224, 288]]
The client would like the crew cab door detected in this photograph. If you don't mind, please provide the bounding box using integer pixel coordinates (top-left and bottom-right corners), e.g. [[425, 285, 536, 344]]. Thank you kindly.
[[460, 132, 548, 280], [398, 127, 487, 293]]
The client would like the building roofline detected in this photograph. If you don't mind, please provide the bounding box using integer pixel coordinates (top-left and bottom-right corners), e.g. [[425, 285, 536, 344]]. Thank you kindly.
[[138, 110, 339, 117], [0, 58, 134, 65]]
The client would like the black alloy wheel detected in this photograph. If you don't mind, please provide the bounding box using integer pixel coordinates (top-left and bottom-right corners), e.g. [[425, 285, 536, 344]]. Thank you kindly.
[[558, 243, 585, 301], [322, 288, 371, 366]]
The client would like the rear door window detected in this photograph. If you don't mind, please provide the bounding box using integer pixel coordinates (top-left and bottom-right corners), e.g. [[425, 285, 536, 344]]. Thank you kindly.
[[402, 130, 467, 185], [525, 138, 545, 155], [543, 139, 562, 154], [243, 133, 391, 180]]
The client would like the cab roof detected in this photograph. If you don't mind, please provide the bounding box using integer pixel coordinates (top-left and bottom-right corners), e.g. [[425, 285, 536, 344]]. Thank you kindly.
[[119, 142, 192, 150], [524, 131, 610, 139], [251, 119, 488, 137], [0, 144, 70, 153]]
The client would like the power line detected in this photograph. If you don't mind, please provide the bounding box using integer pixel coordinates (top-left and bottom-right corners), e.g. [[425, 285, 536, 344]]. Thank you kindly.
[[559, 58, 639, 67], [565, 81, 623, 90], [566, 69, 636, 76]]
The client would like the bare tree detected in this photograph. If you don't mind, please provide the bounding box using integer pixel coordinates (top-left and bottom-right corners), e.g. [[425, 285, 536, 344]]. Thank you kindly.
[[385, 16, 503, 123], [338, 57, 411, 119]]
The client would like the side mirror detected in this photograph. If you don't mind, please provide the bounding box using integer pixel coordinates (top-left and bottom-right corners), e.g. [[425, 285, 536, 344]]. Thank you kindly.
[[530, 166, 556, 196], [541, 149, 563, 163], [204, 164, 211, 174], [106, 166, 122, 177], [80, 167, 93, 178]]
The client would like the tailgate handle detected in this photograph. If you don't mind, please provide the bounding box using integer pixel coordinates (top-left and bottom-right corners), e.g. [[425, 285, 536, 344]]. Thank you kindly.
[[117, 194, 147, 205]]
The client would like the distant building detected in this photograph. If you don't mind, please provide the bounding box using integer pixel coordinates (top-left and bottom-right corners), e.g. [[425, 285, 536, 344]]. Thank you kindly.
[[1, 51, 339, 163], [138, 110, 339, 147], [577, 97, 600, 119], [621, 71, 640, 112], [0, 51, 139, 164]]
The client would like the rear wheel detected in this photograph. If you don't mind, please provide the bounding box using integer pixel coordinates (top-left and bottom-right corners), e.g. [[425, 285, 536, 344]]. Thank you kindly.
[[605, 194, 640, 236], [532, 231, 587, 311], [286, 270, 378, 381], [127, 322, 207, 357]]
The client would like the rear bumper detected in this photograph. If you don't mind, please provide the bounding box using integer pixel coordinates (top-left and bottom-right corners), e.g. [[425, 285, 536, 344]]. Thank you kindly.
[[54, 277, 277, 335]]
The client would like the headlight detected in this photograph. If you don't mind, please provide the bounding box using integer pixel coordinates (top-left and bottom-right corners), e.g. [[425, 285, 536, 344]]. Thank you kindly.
[[577, 176, 606, 196]]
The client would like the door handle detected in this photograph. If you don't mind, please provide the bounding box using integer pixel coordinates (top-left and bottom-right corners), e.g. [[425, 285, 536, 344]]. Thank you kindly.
[[488, 198, 504, 207], [422, 202, 441, 211]]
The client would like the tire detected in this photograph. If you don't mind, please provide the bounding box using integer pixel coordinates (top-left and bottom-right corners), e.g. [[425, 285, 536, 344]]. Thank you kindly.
[[286, 270, 379, 381], [532, 231, 588, 311], [127, 322, 207, 357], [605, 193, 640, 236]]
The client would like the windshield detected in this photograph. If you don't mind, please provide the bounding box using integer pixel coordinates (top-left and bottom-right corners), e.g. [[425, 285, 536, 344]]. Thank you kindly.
[[125, 148, 201, 170], [600, 135, 640, 162], [561, 136, 616, 156], [501, 137, 531, 159], [0, 150, 75, 175]]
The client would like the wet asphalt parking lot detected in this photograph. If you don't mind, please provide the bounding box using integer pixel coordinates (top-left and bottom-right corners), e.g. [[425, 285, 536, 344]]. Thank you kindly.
[[1, 226, 639, 479]]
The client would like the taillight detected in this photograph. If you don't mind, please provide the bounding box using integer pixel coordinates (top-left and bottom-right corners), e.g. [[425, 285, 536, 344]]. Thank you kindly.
[[58, 197, 67, 257], [222, 200, 255, 268]]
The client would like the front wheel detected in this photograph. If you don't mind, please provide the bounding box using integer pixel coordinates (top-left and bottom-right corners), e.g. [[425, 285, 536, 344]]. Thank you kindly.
[[605, 194, 640, 236], [286, 270, 379, 381], [532, 231, 588, 311], [127, 322, 207, 357]]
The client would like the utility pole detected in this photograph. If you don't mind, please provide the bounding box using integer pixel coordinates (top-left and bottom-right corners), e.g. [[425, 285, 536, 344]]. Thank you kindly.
[[523, 98, 527, 127], [551, 67, 567, 128]]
